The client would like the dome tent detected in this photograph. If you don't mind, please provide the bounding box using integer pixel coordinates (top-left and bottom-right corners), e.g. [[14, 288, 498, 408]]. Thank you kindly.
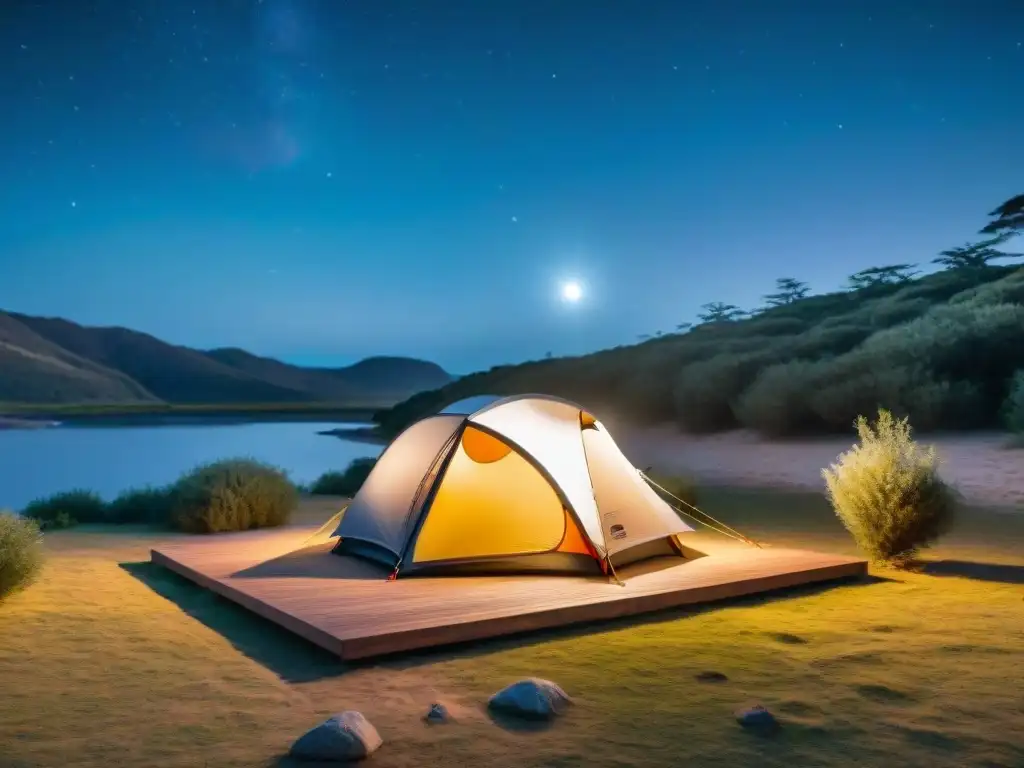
[[331, 394, 696, 579]]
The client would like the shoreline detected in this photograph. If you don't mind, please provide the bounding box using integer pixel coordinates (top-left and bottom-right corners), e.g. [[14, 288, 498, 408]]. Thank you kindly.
[[0, 405, 380, 428], [317, 426, 387, 445], [0, 416, 61, 430]]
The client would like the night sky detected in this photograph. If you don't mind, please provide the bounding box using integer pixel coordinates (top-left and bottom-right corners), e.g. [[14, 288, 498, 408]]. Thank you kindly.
[[1, 2, 1021, 373]]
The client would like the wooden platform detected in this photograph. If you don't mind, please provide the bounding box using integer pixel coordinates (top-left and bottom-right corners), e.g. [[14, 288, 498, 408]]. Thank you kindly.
[[150, 526, 867, 660]]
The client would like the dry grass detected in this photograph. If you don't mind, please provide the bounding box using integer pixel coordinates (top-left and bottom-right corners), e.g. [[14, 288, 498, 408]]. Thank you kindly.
[[1, 492, 1022, 768]]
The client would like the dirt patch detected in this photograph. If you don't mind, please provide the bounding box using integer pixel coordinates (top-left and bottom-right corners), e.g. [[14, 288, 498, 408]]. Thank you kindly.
[[623, 427, 1024, 509]]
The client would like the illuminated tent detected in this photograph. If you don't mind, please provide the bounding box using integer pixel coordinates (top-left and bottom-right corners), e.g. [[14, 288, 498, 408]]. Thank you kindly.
[[330, 394, 696, 578]]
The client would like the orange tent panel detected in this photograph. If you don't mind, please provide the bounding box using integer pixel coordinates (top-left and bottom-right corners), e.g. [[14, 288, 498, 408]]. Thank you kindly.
[[555, 508, 593, 555]]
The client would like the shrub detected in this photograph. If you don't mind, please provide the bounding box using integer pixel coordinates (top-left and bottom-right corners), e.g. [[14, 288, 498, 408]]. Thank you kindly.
[[107, 485, 177, 525], [810, 365, 987, 433], [948, 266, 1024, 306], [673, 353, 776, 432], [1004, 370, 1024, 434], [740, 316, 808, 337], [0, 512, 45, 600], [171, 458, 298, 533], [822, 409, 957, 565], [309, 457, 379, 496], [21, 489, 107, 528], [865, 297, 933, 328], [806, 303, 1024, 431], [786, 323, 874, 359], [733, 360, 824, 436]]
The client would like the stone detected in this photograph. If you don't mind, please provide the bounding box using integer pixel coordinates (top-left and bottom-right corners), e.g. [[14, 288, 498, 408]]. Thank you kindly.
[[695, 670, 729, 683], [289, 711, 382, 762], [735, 704, 778, 730], [488, 678, 572, 720], [424, 702, 453, 724]]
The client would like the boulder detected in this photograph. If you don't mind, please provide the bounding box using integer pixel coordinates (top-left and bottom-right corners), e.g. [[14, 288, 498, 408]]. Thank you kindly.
[[694, 670, 729, 683], [735, 704, 778, 730], [488, 678, 572, 720], [289, 711, 382, 762], [424, 702, 453, 724]]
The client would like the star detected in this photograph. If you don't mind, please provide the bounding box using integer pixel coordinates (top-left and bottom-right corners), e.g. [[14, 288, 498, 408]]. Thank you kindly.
[[837, 123, 844, 129], [511, 216, 518, 223], [325, 171, 333, 178], [70, 201, 77, 208]]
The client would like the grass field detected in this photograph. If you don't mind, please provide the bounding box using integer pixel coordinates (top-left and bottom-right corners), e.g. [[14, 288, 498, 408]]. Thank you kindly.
[[2, 490, 1022, 768]]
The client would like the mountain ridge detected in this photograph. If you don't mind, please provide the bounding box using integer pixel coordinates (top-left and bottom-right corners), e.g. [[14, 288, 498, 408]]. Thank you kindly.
[[0, 310, 452, 406]]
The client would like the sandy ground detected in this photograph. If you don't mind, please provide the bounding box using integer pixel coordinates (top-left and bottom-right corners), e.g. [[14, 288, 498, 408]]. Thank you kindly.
[[621, 427, 1024, 510]]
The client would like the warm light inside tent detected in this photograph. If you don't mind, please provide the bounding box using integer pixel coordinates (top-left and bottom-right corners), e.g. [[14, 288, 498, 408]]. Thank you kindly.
[[461, 425, 512, 464], [413, 436, 567, 561]]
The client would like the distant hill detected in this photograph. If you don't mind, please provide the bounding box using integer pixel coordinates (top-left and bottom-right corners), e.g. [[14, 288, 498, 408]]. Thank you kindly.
[[373, 264, 1024, 438], [0, 311, 452, 407]]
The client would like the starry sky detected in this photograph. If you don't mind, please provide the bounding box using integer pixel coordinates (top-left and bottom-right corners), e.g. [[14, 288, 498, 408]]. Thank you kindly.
[[1, 1, 1021, 374]]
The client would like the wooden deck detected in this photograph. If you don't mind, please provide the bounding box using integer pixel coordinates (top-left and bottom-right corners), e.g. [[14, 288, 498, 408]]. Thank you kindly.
[[150, 526, 867, 660]]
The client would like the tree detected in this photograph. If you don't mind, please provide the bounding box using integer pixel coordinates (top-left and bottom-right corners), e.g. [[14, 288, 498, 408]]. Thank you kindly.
[[697, 302, 746, 323], [675, 322, 693, 333], [932, 233, 1022, 270], [847, 264, 919, 290], [762, 277, 810, 307], [980, 193, 1024, 236]]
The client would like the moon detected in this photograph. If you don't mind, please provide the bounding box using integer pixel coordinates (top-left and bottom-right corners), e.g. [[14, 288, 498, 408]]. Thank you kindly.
[[560, 280, 583, 303]]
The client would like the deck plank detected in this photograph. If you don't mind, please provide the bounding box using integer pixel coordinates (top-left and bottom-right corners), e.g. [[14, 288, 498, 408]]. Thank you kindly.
[[150, 527, 867, 660]]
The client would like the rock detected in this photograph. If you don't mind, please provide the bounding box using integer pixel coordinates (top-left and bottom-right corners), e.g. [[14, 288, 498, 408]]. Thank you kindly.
[[424, 702, 453, 724], [289, 711, 382, 762], [695, 670, 729, 683], [735, 704, 778, 730], [488, 678, 572, 720]]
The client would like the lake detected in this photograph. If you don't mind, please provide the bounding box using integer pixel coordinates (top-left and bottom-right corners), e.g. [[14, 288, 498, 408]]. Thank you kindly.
[[0, 422, 381, 511]]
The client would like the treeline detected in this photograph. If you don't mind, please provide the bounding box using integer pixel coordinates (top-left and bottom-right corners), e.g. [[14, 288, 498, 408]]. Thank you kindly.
[[376, 194, 1024, 438]]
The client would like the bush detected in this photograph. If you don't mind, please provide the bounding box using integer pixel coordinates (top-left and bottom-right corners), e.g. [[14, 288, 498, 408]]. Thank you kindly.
[[785, 323, 874, 359], [804, 303, 1024, 431], [107, 485, 177, 525], [733, 360, 824, 436], [309, 457, 379, 496], [673, 353, 775, 432], [21, 489, 107, 529], [1004, 371, 1024, 434], [822, 409, 957, 565], [948, 266, 1024, 306], [0, 512, 45, 600], [865, 297, 933, 328], [740, 316, 808, 337], [171, 458, 298, 533]]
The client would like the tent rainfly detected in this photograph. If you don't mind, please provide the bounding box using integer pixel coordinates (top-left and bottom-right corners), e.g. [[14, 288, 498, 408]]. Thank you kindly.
[[331, 394, 697, 579]]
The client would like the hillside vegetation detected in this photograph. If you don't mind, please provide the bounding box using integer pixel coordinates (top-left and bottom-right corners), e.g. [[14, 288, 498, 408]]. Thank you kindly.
[[376, 195, 1024, 439], [0, 311, 451, 407]]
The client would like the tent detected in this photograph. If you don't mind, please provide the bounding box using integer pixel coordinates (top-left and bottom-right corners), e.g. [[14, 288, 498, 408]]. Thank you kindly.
[[331, 394, 697, 579]]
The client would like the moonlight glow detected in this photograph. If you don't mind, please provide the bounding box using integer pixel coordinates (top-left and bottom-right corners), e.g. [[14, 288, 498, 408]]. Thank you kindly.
[[560, 280, 583, 303]]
